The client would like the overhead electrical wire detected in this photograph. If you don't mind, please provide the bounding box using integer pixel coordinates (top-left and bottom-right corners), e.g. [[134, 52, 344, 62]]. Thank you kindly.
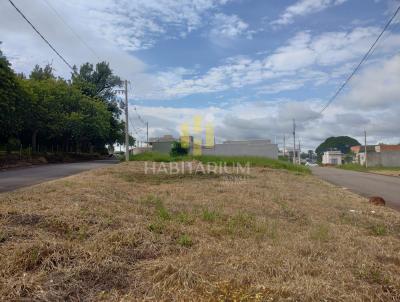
[[319, 4, 400, 114], [134, 106, 148, 126], [41, 0, 100, 61], [7, 0, 75, 72], [127, 82, 148, 127]]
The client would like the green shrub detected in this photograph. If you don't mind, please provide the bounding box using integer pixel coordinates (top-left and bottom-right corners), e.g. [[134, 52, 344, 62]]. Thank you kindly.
[[170, 142, 188, 157]]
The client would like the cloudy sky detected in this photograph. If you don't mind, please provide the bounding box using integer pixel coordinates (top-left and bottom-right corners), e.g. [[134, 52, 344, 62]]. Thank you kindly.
[[1, 0, 400, 150]]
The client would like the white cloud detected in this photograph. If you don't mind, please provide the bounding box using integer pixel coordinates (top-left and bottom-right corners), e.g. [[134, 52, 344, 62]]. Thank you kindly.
[[257, 79, 305, 94], [133, 53, 400, 149], [272, 0, 348, 26], [147, 27, 400, 99], [76, 0, 231, 51], [339, 54, 400, 110], [209, 13, 252, 43]]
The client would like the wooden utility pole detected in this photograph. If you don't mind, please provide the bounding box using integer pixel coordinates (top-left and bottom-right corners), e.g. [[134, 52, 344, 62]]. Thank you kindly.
[[364, 130, 368, 168], [298, 140, 301, 164], [146, 122, 149, 147], [283, 135, 286, 157], [124, 80, 129, 162], [292, 119, 296, 164]]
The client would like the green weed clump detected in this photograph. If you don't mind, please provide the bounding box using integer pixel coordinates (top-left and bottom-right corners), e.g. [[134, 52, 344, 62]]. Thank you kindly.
[[177, 234, 193, 247]]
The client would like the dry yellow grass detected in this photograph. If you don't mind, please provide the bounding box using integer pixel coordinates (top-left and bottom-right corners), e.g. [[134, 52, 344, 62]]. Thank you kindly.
[[1, 161, 400, 301], [369, 170, 400, 177]]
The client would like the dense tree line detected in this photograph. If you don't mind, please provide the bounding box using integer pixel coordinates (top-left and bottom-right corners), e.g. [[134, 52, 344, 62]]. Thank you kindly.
[[0, 47, 127, 154]]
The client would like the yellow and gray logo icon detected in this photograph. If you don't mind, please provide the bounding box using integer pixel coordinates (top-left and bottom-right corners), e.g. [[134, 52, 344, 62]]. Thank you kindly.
[[180, 116, 214, 156]]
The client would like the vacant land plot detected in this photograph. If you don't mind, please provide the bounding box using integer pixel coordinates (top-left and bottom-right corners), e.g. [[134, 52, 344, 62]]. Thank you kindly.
[[1, 161, 400, 301]]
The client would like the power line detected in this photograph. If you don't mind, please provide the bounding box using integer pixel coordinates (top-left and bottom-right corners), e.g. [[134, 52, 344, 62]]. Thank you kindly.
[[7, 0, 75, 71], [319, 4, 400, 114], [134, 107, 147, 126], [127, 82, 148, 127], [41, 0, 100, 61]]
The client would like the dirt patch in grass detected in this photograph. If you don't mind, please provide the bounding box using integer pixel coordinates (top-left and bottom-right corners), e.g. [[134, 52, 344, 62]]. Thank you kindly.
[[1, 161, 400, 301]]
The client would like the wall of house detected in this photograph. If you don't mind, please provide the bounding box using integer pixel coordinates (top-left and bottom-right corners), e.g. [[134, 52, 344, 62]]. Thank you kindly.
[[151, 141, 174, 154], [360, 152, 380, 167], [380, 151, 400, 167], [200, 142, 278, 159], [322, 154, 342, 165], [132, 147, 152, 155], [360, 151, 400, 167]]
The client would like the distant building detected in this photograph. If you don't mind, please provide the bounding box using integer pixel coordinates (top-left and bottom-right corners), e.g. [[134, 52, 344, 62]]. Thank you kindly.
[[322, 150, 343, 165], [199, 139, 278, 159], [131, 147, 152, 155], [283, 147, 301, 163], [148, 135, 279, 159], [352, 144, 400, 167], [307, 150, 317, 163], [148, 135, 177, 154]]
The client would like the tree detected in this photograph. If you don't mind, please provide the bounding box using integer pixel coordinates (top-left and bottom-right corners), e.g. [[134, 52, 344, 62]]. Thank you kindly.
[[315, 136, 361, 162], [72, 62, 124, 147], [170, 142, 188, 157], [0, 49, 125, 155], [72, 62, 122, 101], [0, 47, 30, 149], [29, 64, 55, 81], [21, 71, 113, 153]]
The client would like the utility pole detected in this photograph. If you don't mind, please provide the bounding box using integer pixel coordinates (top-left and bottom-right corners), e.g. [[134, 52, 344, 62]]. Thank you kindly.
[[298, 140, 301, 165], [146, 122, 149, 147], [292, 119, 296, 164], [364, 130, 368, 168], [283, 135, 286, 157], [124, 80, 129, 162]]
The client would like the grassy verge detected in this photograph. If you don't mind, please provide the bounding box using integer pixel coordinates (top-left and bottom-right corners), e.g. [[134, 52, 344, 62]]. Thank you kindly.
[[340, 164, 400, 176], [130, 152, 310, 174], [339, 163, 369, 172], [1, 162, 399, 300]]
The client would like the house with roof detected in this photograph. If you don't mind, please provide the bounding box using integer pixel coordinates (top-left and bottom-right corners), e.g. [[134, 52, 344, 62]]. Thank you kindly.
[[322, 150, 343, 165], [148, 135, 177, 154], [351, 144, 400, 167]]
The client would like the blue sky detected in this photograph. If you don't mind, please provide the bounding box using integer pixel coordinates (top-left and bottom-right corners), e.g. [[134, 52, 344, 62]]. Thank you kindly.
[[1, 0, 400, 149]]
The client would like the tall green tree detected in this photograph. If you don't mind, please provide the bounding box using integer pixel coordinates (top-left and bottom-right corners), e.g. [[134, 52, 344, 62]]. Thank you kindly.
[[29, 64, 55, 81], [316, 136, 361, 161], [72, 62, 124, 146], [1, 47, 125, 154], [72, 62, 122, 101], [0, 48, 30, 149]]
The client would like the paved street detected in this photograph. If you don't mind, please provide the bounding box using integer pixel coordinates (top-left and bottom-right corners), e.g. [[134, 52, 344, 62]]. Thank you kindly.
[[0, 160, 118, 193], [312, 167, 400, 210]]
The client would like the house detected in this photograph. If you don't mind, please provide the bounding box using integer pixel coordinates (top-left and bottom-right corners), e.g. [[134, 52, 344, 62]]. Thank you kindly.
[[322, 150, 343, 165], [182, 136, 279, 158], [148, 135, 177, 154], [149, 135, 279, 159], [131, 147, 152, 155], [197, 139, 279, 159], [352, 144, 400, 167]]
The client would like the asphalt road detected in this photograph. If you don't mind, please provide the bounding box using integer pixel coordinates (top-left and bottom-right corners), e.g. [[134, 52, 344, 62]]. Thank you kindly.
[[312, 167, 400, 210], [0, 160, 119, 193]]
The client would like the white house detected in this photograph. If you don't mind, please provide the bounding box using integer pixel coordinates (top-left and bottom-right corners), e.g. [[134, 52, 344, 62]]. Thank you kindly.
[[322, 150, 343, 165]]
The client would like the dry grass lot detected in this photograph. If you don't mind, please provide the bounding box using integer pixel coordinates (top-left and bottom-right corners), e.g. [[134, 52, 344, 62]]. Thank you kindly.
[[1, 161, 400, 301]]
